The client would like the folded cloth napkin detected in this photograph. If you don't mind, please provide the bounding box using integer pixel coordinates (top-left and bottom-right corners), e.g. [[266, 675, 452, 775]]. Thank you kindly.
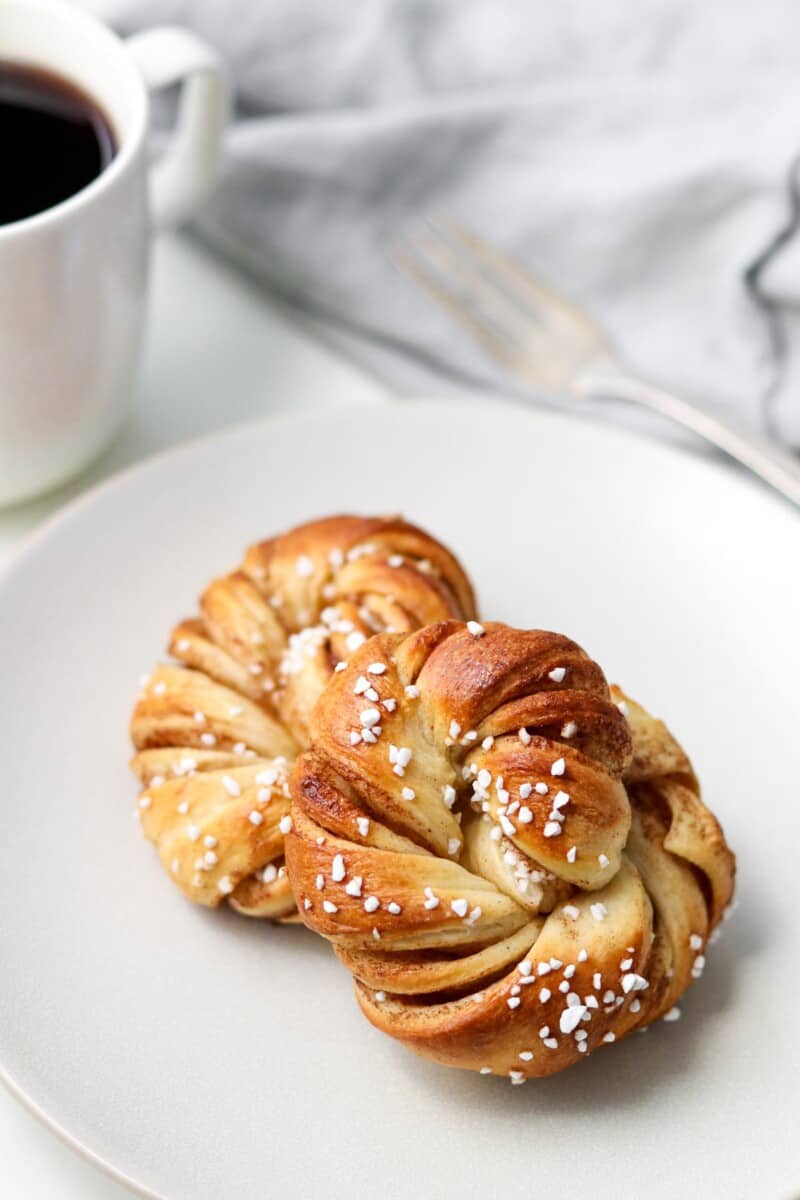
[[105, 0, 800, 449]]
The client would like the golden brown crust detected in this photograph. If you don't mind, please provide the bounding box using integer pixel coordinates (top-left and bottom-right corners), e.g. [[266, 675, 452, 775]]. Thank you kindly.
[[129, 515, 476, 918], [285, 623, 736, 1082]]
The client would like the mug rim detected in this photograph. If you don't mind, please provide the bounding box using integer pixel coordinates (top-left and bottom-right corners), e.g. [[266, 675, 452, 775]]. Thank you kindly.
[[0, 0, 148, 240]]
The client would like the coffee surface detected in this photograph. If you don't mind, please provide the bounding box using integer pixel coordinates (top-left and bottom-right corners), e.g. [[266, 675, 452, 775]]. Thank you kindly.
[[0, 61, 116, 225]]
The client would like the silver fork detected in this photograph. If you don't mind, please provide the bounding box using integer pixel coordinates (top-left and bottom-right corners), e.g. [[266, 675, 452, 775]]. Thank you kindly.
[[396, 219, 800, 507]]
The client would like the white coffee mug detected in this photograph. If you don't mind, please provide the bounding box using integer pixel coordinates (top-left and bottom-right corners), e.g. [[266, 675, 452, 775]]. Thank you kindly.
[[0, 0, 229, 506]]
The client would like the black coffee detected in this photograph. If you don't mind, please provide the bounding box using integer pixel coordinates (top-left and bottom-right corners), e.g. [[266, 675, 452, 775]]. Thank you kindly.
[[0, 60, 117, 225]]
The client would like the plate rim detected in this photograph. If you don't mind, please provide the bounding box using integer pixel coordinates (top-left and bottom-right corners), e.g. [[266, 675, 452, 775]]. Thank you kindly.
[[2, 396, 796, 594], [0, 1060, 165, 1200], [0, 394, 795, 1198]]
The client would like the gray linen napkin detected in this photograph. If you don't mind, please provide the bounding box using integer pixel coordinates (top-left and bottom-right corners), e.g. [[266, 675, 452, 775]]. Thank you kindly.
[[104, 0, 800, 449]]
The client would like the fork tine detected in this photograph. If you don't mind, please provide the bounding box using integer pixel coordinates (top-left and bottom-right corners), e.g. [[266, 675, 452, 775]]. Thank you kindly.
[[395, 216, 613, 392], [406, 221, 542, 339], [428, 216, 606, 342], [391, 243, 525, 361]]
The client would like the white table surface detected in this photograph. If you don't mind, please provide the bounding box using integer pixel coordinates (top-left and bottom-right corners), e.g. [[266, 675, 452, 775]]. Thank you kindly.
[[0, 231, 389, 1198]]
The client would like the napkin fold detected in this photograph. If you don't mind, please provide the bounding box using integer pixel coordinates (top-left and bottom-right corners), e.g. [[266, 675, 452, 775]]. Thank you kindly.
[[106, 0, 800, 449]]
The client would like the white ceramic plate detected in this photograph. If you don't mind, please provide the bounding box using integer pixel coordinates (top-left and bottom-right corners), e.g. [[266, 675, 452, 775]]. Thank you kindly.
[[1, 401, 798, 1200]]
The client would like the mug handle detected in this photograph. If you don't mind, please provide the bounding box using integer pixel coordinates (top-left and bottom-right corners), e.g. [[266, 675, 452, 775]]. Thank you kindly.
[[125, 28, 229, 229]]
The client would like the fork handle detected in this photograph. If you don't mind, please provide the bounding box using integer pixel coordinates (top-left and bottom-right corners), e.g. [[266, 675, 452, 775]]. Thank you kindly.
[[578, 366, 800, 507]]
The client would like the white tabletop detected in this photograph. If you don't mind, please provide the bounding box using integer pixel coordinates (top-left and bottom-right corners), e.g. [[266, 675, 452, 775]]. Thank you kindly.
[[0, 232, 389, 1197]]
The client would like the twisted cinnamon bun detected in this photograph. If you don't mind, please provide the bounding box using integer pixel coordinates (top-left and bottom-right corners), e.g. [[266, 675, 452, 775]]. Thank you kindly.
[[285, 620, 735, 1080], [129, 516, 476, 919]]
